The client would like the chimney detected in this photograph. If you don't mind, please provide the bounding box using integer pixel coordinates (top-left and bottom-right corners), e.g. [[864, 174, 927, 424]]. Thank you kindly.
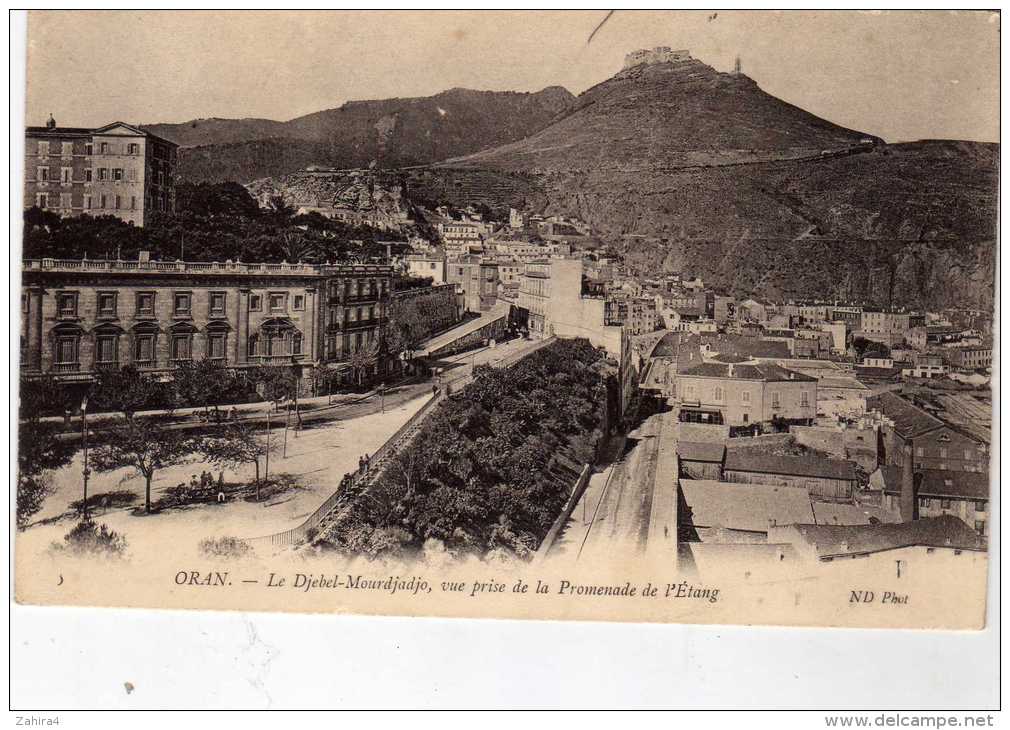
[[900, 440, 918, 521], [46, 113, 56, 129]]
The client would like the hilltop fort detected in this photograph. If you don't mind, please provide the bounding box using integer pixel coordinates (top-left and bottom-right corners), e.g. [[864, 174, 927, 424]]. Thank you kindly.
[[624, 47, 691, 69]]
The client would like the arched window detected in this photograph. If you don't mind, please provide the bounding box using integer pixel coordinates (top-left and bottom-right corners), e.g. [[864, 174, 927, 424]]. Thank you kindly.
[[248, 333, 259, 358]]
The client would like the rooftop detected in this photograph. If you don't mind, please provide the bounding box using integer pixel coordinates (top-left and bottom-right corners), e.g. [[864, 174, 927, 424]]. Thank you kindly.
[[723, 451, 858, 481], [23, 258, 391, 277], [27, 120, 177, 147], [811, 502, 900, 527], [867, 391, 945, 439], [680, 479, 815, 533], [786, 515, 986, 558], [679, 360, 817, 382], [877, 466, 989, 501], [677, 441, 726, 463]]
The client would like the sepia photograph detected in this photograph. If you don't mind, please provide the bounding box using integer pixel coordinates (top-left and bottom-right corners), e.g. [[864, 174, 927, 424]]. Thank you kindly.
[[11, 7, 998, 662]]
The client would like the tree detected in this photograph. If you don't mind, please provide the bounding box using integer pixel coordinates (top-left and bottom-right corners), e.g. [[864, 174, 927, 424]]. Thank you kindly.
[[247, 365, 297, 404], [202, 420, 276, 500], [17, 375, 76, 528], [349, 339, 381, 387], [90, 365, 160, 420], [90, 419, 194, 514], [171, 358, 246, 412]]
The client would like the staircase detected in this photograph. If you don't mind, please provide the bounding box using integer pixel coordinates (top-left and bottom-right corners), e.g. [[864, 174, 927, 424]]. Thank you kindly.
[[244, 337, 557, 550]]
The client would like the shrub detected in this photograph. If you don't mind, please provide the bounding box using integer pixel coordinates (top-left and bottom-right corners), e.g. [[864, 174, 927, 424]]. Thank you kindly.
[[68, 490, 137, 514], [56, 518, 128, 557], [198, 536, 253, 560]]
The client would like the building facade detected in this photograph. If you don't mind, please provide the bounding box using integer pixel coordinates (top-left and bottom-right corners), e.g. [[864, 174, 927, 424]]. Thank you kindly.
[[21, 258, 394, 385], [876, 467, 989, 537], [404, 253, 447, 285], [859, 309, 911, 347], [868, 392, 989, 474], [446, 257, 499, 313], [674, 358, 818, 427], [25, 119, 177, 227]]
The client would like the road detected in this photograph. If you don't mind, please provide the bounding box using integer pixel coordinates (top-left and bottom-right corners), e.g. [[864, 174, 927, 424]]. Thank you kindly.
[[549, 406, 675, 564], [430, 336, 548, 388]]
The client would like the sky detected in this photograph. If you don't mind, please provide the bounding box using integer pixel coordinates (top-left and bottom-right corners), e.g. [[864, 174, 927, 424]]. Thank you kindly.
[[25, 10, 1000, 143]]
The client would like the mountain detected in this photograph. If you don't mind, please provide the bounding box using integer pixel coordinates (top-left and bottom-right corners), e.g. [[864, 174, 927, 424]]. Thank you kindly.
[[142, 117, 287, 148], [146, 86, 575, 183], [426, 54, 997, 311], [444, 56, 879, 172]]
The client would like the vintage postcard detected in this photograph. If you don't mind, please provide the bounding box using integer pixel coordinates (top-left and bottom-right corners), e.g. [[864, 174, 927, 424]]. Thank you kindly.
[[14, 10, 997, 630]]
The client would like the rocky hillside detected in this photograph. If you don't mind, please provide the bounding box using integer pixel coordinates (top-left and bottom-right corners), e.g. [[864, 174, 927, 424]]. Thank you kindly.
[[148, 86, 575, 183], [427, 56, 997, 311], [246, 169, 419, 232]]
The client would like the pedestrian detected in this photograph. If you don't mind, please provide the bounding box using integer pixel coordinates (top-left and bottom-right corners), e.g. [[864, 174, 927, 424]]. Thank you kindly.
[[364, 453, 371, 472], [358, 456, 364, 472], [229, 406, 238, 421]]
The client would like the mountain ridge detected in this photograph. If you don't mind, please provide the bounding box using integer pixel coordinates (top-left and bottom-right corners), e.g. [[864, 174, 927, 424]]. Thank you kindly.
[[144, 86, 576, 182]]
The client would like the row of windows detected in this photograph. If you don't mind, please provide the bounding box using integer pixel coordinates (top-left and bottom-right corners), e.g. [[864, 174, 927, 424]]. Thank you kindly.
[[55, 291, 306, 319], [324, 331, 374, 359], [680, 385, 810, 409], [327, 278, 387, 298], [36, 140, 143, 157], [918, 496, 987, 512], [915, 446, 979, 461], [36, 192, 139, 211], [53, 329, 304, 366], [327, 304, 382, 324], [35, 166, 141, 184]]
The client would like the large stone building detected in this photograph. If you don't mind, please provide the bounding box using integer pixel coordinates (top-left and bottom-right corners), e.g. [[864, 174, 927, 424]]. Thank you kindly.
[[859, 309, 911, 347], [20, 257, 396, 386], [24, 119, 177, 227]]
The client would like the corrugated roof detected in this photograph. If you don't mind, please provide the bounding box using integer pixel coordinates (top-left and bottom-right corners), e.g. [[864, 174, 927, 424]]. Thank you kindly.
[[867, 391, 944, 439], [678, 441, 726, 463], [812, 502, 901, 526], [680, 479, 815, 533], [724, 451, 858, 481], [789, 515, 985, 557]]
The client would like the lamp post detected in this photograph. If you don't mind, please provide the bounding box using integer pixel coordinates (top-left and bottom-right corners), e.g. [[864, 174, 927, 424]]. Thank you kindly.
[[80, 396, 90, 520], [379, 382, 386, 413], [264, 406, 271, 482]]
